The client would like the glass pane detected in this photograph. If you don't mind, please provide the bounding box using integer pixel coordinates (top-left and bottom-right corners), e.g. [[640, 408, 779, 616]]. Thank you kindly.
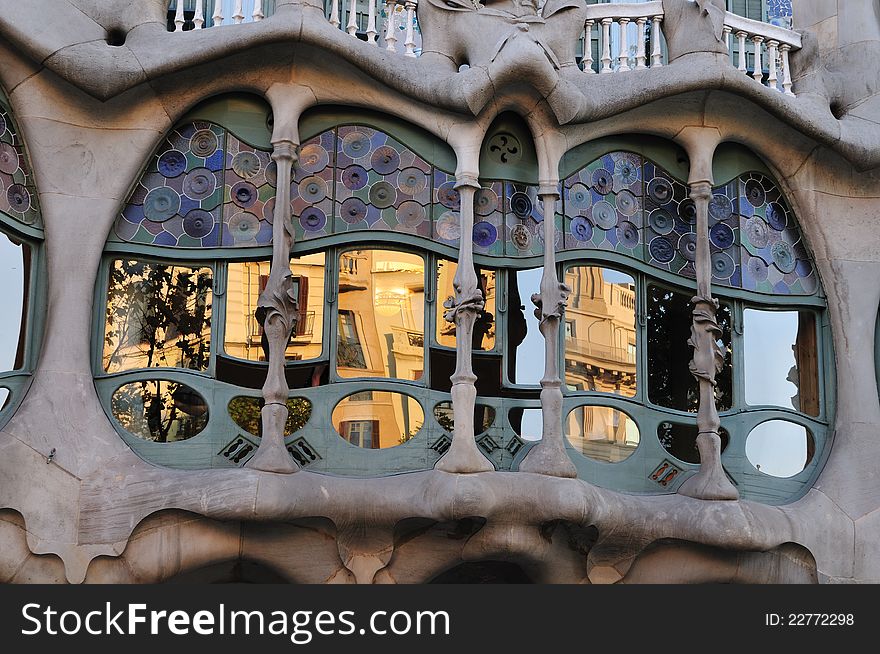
[[508, 407, 542, 441], [564, 267, 636, 396], [509, 268, 544, 384], [336, 250, 425, 381], [565, 405, 640, 462], [227, 396, 312, 437], [225, 253, 326, 362], [332, 390, 424, 448], [104, 260, 213, 373], [657, 421, 730, 464], [744, 310, 819, 415], [111, 380, 208, 442], [746, 420, 815, 478], [432, 400, 495, 434], [435, 259, 497, 350], [0, 232, 28, 371], [0, 387, 9, 410], [647, 285, 732, 411]]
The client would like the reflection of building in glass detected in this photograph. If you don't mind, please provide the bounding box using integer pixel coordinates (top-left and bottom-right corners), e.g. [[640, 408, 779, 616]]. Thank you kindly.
[[565, 406, 640, 463], [224, 253, 326, 362], [564, 267, 636, 396]]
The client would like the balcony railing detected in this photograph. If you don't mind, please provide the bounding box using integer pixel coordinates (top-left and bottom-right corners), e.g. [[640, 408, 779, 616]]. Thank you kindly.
[[166, 1, 800, 94], [583, 2, 801, 96], [167, 0, 421, 56], [566, 338, 636, 366]]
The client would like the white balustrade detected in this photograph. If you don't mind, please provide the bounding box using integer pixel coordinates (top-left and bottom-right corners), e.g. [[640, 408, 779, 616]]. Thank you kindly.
[[584, 2, 665, 73], [723, 11, 801, 96], [161, 0, 425, 57]]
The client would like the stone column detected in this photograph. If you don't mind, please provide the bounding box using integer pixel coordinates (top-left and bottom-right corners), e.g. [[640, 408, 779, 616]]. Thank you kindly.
[[435, 176, 494, 473], [519, 186, 576, 478], [245, 139, 300, 474], [677, 179, 738, 500]]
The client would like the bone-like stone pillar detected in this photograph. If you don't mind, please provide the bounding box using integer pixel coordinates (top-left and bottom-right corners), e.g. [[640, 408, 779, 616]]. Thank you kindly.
[[677, 179, 738, 500], [518, 186, 576, 478], [245, 139, 300, 474], [435, 176, 494, 473]]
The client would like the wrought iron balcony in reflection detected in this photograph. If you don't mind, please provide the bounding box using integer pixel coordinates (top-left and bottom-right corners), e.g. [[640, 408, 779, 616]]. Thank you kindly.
[[565, 338, 635, 367]]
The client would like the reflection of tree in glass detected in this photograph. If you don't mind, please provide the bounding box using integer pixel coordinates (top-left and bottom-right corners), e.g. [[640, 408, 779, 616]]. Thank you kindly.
[[111, 380, 208, 443], [103, 260, 213, 372], [227, 396, 312, 437], [398, 422, 423, 445], [647, 286, 732, 412]]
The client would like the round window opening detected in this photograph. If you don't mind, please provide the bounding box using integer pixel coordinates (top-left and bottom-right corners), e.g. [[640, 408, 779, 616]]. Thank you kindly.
[[111, 380, 208, 443], [332, 390, 424, 449]]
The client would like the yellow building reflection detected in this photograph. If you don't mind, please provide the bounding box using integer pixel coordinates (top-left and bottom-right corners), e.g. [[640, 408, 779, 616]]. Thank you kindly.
[[336, 249, 425, 381], [224, 253, 326, 362], [564, 266, 637, 396], [435, 259, 496, 350]]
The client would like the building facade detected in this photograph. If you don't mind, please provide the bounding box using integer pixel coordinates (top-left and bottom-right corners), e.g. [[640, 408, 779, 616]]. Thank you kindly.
[[0, 0, 877, 583]]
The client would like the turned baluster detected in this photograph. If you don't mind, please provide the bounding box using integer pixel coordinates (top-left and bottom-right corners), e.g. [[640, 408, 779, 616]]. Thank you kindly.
[[253, 0, 264, 21], [618, 17, 631, 71], [736, 31, 748, 72], [367, 0, 378, 43], [329, 0, 340, 28], [173, 0, 185, 31], [650, 15, 663, 67], [751, 35, 764, 83], [635, 17, 647, 69], [233, 0, 244, 23], [194, 0, 205, 29], [767, 40, 779, 91], [347, 0, 359, 36], [583, 20, 595, 73], [780, 44, 794, 96], [385, 1, 399, 52], [404, 1, 416, 56], [212, 1, 223, 26], [600, 18, 613, 73]]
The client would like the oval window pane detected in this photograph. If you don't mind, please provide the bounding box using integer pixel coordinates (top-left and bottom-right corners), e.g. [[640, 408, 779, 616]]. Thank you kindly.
[[564, 267, 636, 397], [657, 421, 729, 464], [227, 396, 312, 437], [508, 408, 542, 442], [111, 380, 208, 442], [746, 420, 815, 478], [744, 310, 819, 416], [103, 260, 213, 373], [225, 253, 325, 362], [433, 400, 495, 434], [565, 406, 639, 462], [332, 390, 424, 448], [336, 250, 425, 381], [0, 232, 28, 371]]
